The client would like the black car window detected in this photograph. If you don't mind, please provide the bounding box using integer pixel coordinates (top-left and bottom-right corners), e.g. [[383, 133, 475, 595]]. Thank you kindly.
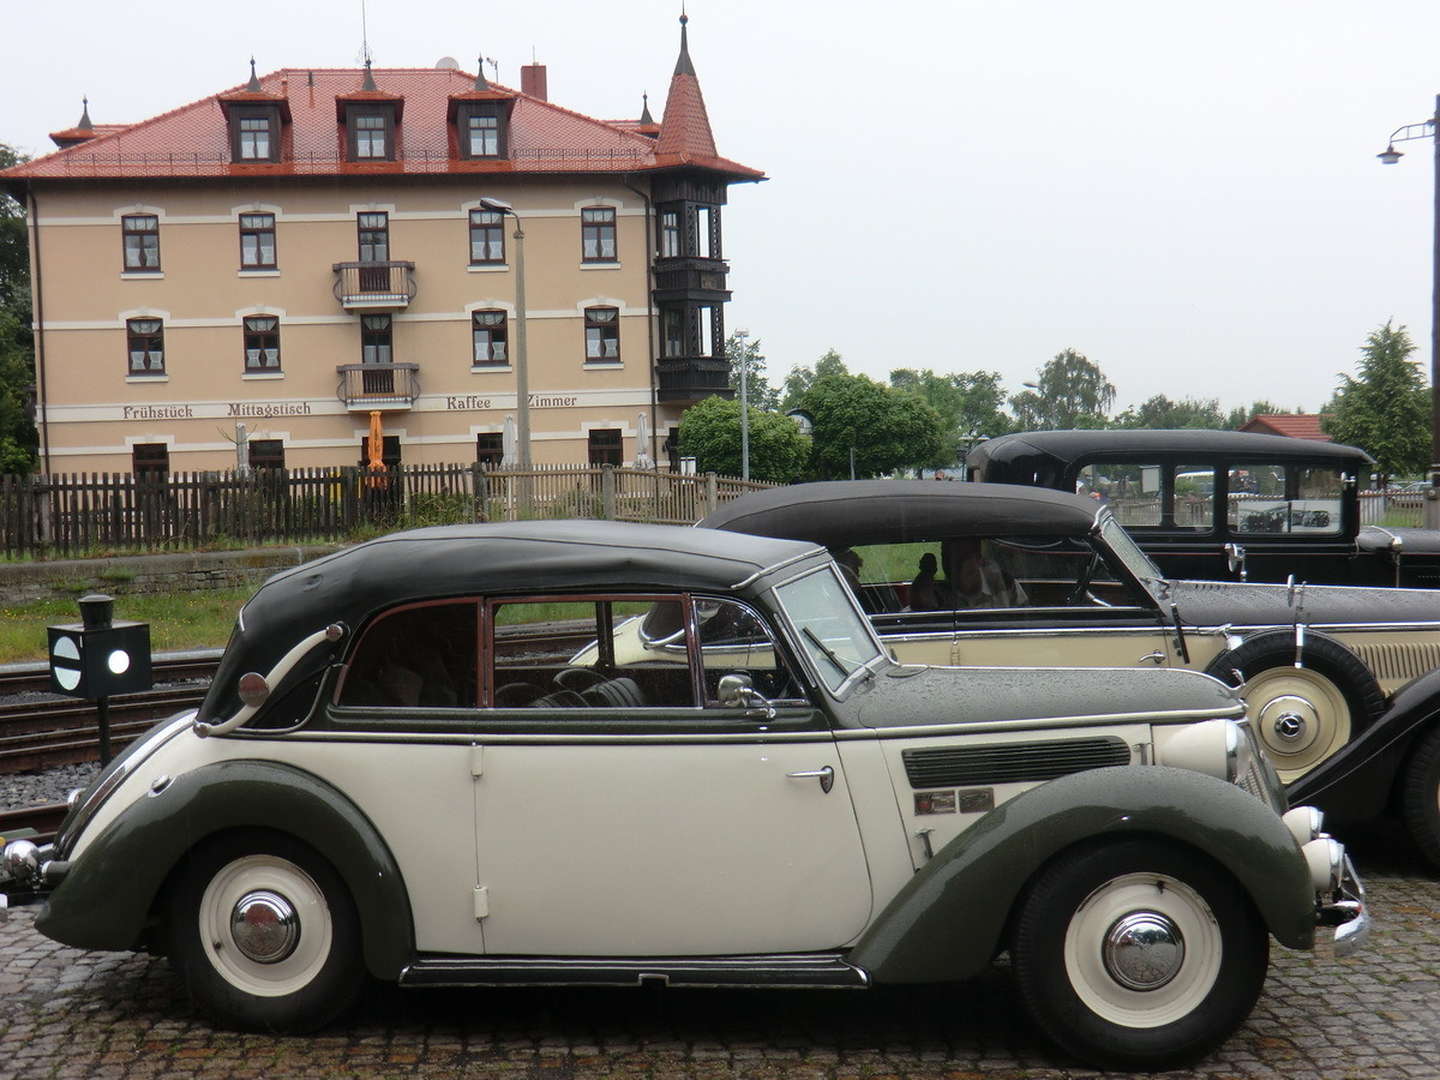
[[336, 601, 478, 708], [491, 597, 698, 709], [1079, 464, 1161, 526], [1231, 463, 1343, 536]]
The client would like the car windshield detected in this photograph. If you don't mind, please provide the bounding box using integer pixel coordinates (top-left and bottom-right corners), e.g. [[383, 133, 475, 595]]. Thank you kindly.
[[775, 566, 883, 692], [1098, 514, 1167, 595]]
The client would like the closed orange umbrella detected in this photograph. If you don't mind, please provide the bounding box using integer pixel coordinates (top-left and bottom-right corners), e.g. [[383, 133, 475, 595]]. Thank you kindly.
[[367, 410, 385, 473]]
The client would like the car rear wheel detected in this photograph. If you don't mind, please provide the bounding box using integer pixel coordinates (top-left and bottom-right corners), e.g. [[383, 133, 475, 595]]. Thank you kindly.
[[1400, 724, 1440, 871], [1203, 630, 1384, 782], [166, 830, 364, 1032], [1012, 838, 1268, 1071]]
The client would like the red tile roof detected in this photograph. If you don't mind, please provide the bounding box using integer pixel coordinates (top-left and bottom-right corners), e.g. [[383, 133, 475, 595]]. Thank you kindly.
[[1238, 414, 1332, 441], [4, 66, 763, 182]]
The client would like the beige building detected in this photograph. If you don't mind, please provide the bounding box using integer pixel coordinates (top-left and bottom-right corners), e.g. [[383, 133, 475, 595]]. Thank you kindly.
[[3, 16, 762, 475]]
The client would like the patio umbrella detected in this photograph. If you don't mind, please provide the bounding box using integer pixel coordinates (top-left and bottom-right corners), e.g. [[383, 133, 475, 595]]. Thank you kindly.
[[634, 412, 653, 469], [501, 415, 518, 467]]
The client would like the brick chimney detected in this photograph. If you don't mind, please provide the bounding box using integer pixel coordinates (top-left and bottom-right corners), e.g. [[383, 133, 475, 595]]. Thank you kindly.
[[521, 62, 547, 100]]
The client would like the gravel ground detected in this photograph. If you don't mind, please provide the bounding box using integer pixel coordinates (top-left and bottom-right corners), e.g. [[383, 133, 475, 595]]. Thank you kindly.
[[2, 762, 101, 810]]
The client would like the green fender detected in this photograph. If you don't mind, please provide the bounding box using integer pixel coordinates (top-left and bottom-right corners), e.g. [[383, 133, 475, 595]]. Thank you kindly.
[[36, 760, 414, 981], [849, 765, 1315, 983]]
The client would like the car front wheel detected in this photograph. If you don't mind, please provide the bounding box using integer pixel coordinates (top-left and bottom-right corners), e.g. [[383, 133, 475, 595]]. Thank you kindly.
[[1012, 838, 1268, 1071], [166, 830, 364, 1032]]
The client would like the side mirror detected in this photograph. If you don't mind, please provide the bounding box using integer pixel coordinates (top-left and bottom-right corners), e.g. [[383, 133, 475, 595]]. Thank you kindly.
[[717, 673, 775, 718], [1224, 542, 1247, 582]]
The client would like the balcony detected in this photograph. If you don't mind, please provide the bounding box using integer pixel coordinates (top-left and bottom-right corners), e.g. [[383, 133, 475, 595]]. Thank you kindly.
[[332, 261, 417, 311], [656, 355, 732, 403], [336, 363, 421, 410], [652, 256, 731, 304]]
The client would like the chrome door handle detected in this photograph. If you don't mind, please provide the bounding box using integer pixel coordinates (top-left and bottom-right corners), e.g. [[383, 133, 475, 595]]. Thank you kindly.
[[1138, 650, 1166, 665], [786, 765, 835, 793]]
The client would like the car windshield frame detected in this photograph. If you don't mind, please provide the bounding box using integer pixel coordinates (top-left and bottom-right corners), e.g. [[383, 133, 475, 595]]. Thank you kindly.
[[773, 565, 886, 695], [1097, 512, 1169, 602]]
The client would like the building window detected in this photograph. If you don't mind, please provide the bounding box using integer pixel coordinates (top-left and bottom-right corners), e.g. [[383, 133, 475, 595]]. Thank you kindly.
[[132, 443, 169, 478], [472, 310, 508, 366], [358, 213, 389, 261], [661, 308, 684, 357], [467, 114, 499, 156], [476, 433, 504, 467], [238, 115, 273, 160], [581, 207, 617, 262], [239, 213, 277, 269], [249, 439, 285, 470], [696, 205, 717, 258], [122, 215, 160, 272], [584, 307, 620, 363], [243, 315, 281, 372], [358, 434, 401, 467], [126, 318, 165, 375], [353, 113, 388, 159], [588, 428, 623, 467], [361, 315, 393, 365], [698, 305, 716, 356], [660, 210, 680, 257], [469, 210, 504, 264]]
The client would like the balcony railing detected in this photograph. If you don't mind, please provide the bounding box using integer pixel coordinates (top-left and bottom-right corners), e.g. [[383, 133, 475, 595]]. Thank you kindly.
[[332, 261, 417, 310], [656, 355, 732, 403], [335, 363, 421, 409]]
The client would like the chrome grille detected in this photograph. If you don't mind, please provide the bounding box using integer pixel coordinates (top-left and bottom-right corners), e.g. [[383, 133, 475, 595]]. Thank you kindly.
[[902, 736, 1131, 788]]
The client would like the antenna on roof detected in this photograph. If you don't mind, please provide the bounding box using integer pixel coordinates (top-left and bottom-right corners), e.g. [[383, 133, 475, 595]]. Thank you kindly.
[[357, 0, 373, 65]]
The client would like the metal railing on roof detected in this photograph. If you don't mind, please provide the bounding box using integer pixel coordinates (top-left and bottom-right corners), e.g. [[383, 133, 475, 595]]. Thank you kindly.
[[40, 147, 653, 175]]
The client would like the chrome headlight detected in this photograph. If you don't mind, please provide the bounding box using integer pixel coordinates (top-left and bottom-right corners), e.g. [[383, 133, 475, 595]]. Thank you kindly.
[[1155, 718, 1246, 782], [1303, 836, 1345, 895]]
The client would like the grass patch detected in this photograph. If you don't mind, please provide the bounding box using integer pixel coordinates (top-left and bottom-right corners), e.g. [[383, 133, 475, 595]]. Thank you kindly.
[[0, 587, 254, 664]]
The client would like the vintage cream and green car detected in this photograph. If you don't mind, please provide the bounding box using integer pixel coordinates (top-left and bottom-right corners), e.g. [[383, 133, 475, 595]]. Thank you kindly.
[[701, 481, 1440, 783], [2, 522, 1365, 1070]]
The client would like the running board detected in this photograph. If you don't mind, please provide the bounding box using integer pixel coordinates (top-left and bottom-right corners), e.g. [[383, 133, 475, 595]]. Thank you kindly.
[[399, 952, 868, 989]]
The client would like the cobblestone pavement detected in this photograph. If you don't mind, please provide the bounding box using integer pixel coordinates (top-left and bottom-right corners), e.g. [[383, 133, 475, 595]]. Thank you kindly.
[[1, 823, 1437, 1080]]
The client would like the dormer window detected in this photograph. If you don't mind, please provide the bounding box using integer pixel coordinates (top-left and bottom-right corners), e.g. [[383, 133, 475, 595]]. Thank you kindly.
[[353, 112, 389, 159], [454, 102, 509, 160], [238, 116, 273, 159], [218, 63, 290, 164]]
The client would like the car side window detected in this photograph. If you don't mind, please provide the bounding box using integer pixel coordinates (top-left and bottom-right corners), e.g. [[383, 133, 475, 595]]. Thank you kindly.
[[337, 601, 478, 708], [491, 596, 698, 709], [1231, 463, 1343, 536], [695, 597, 807, 704], [1079, 463, 1161, 525]]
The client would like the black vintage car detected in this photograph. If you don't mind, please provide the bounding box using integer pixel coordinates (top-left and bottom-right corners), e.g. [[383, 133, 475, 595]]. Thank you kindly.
[[964, 429, 1440, 588]]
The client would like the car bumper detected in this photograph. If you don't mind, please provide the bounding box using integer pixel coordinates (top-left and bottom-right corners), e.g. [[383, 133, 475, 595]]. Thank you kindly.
[[1318, 852, 1370, 958], [0, 838, 64, 920]]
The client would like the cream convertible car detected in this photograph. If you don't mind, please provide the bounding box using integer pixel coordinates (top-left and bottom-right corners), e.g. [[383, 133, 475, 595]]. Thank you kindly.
[[2, 522, 1364, 1071], [701, 481, 1440, 783]]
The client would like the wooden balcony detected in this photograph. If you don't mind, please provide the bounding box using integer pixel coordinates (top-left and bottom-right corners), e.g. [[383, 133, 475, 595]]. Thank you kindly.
[[332, 261, 417, 311], [656, 355, 732, 403], [335, 363, 421, 410]]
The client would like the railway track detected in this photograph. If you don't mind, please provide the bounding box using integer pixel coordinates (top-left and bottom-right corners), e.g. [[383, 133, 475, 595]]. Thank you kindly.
[[0, 652, 219, 773], [0, 802, 67, 843]]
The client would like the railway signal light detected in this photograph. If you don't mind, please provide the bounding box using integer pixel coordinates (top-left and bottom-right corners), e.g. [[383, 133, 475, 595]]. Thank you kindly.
[[47, 594, 152, 764]]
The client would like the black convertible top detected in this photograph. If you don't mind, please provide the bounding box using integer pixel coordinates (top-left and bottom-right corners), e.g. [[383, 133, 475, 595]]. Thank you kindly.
[[698, 480, 1102, 545], [968, 429, 1375, 482], [199, 520, 824, 723]]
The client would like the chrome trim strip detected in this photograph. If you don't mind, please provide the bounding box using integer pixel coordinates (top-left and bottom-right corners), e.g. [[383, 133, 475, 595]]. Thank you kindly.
[[264, 729, 839, 746], [732, 546, 828, 591], [836, 707, 1243, 740], [398, 952, 869, 989]]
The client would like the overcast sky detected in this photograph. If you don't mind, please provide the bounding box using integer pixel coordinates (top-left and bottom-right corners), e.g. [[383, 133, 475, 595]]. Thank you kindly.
[[7, 0, 1440, 416]]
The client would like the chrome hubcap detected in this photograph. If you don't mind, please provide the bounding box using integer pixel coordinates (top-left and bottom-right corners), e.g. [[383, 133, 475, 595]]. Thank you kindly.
[[230, 889, 299, 964], [1102, 910, 1186, 991], [1273, 712, 1306, 741], [1259, 693, 1318, 749]]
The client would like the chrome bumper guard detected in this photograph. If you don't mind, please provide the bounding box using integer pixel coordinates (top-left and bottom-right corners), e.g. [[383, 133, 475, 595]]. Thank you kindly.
[[1317, 853, 1370, 958], [0, 839, 59, 921]]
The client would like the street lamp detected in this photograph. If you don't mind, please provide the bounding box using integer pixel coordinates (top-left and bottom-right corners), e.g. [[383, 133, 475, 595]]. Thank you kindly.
[[1377, 97, 1440, 521], [479, 196, 531, 469]]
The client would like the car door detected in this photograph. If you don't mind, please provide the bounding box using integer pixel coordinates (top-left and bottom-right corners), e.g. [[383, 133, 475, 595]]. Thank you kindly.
[[471, 593, 874, 957]]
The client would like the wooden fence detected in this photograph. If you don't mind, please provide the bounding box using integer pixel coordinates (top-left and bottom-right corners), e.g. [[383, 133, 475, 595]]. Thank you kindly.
[[0, 465, 773, 559]]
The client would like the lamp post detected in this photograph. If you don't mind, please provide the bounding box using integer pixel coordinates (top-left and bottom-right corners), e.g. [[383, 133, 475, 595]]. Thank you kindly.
[[734, 328, 750, 481], [1377, 97, 1440, 524], [479, 196, 531, 470]]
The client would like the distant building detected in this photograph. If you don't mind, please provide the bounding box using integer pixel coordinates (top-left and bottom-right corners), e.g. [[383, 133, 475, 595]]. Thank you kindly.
[[2, 15, 762, 474], [1238, 414, 1331, 442]]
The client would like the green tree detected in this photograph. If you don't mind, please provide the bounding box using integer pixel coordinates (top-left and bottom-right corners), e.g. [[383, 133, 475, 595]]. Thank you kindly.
[[1324, 320, 1430, 484], [781, 348, 847, 411], [1111, 395, 1226, 430], [725, 332, 780, 412], [1008, 348, 1116, 430], [0, 141, 37, 473], [1224, 400, 1300, 429], [676, 395, 811, 483], [889, 368, 1013, 465], [796, 372, 945, 479]]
